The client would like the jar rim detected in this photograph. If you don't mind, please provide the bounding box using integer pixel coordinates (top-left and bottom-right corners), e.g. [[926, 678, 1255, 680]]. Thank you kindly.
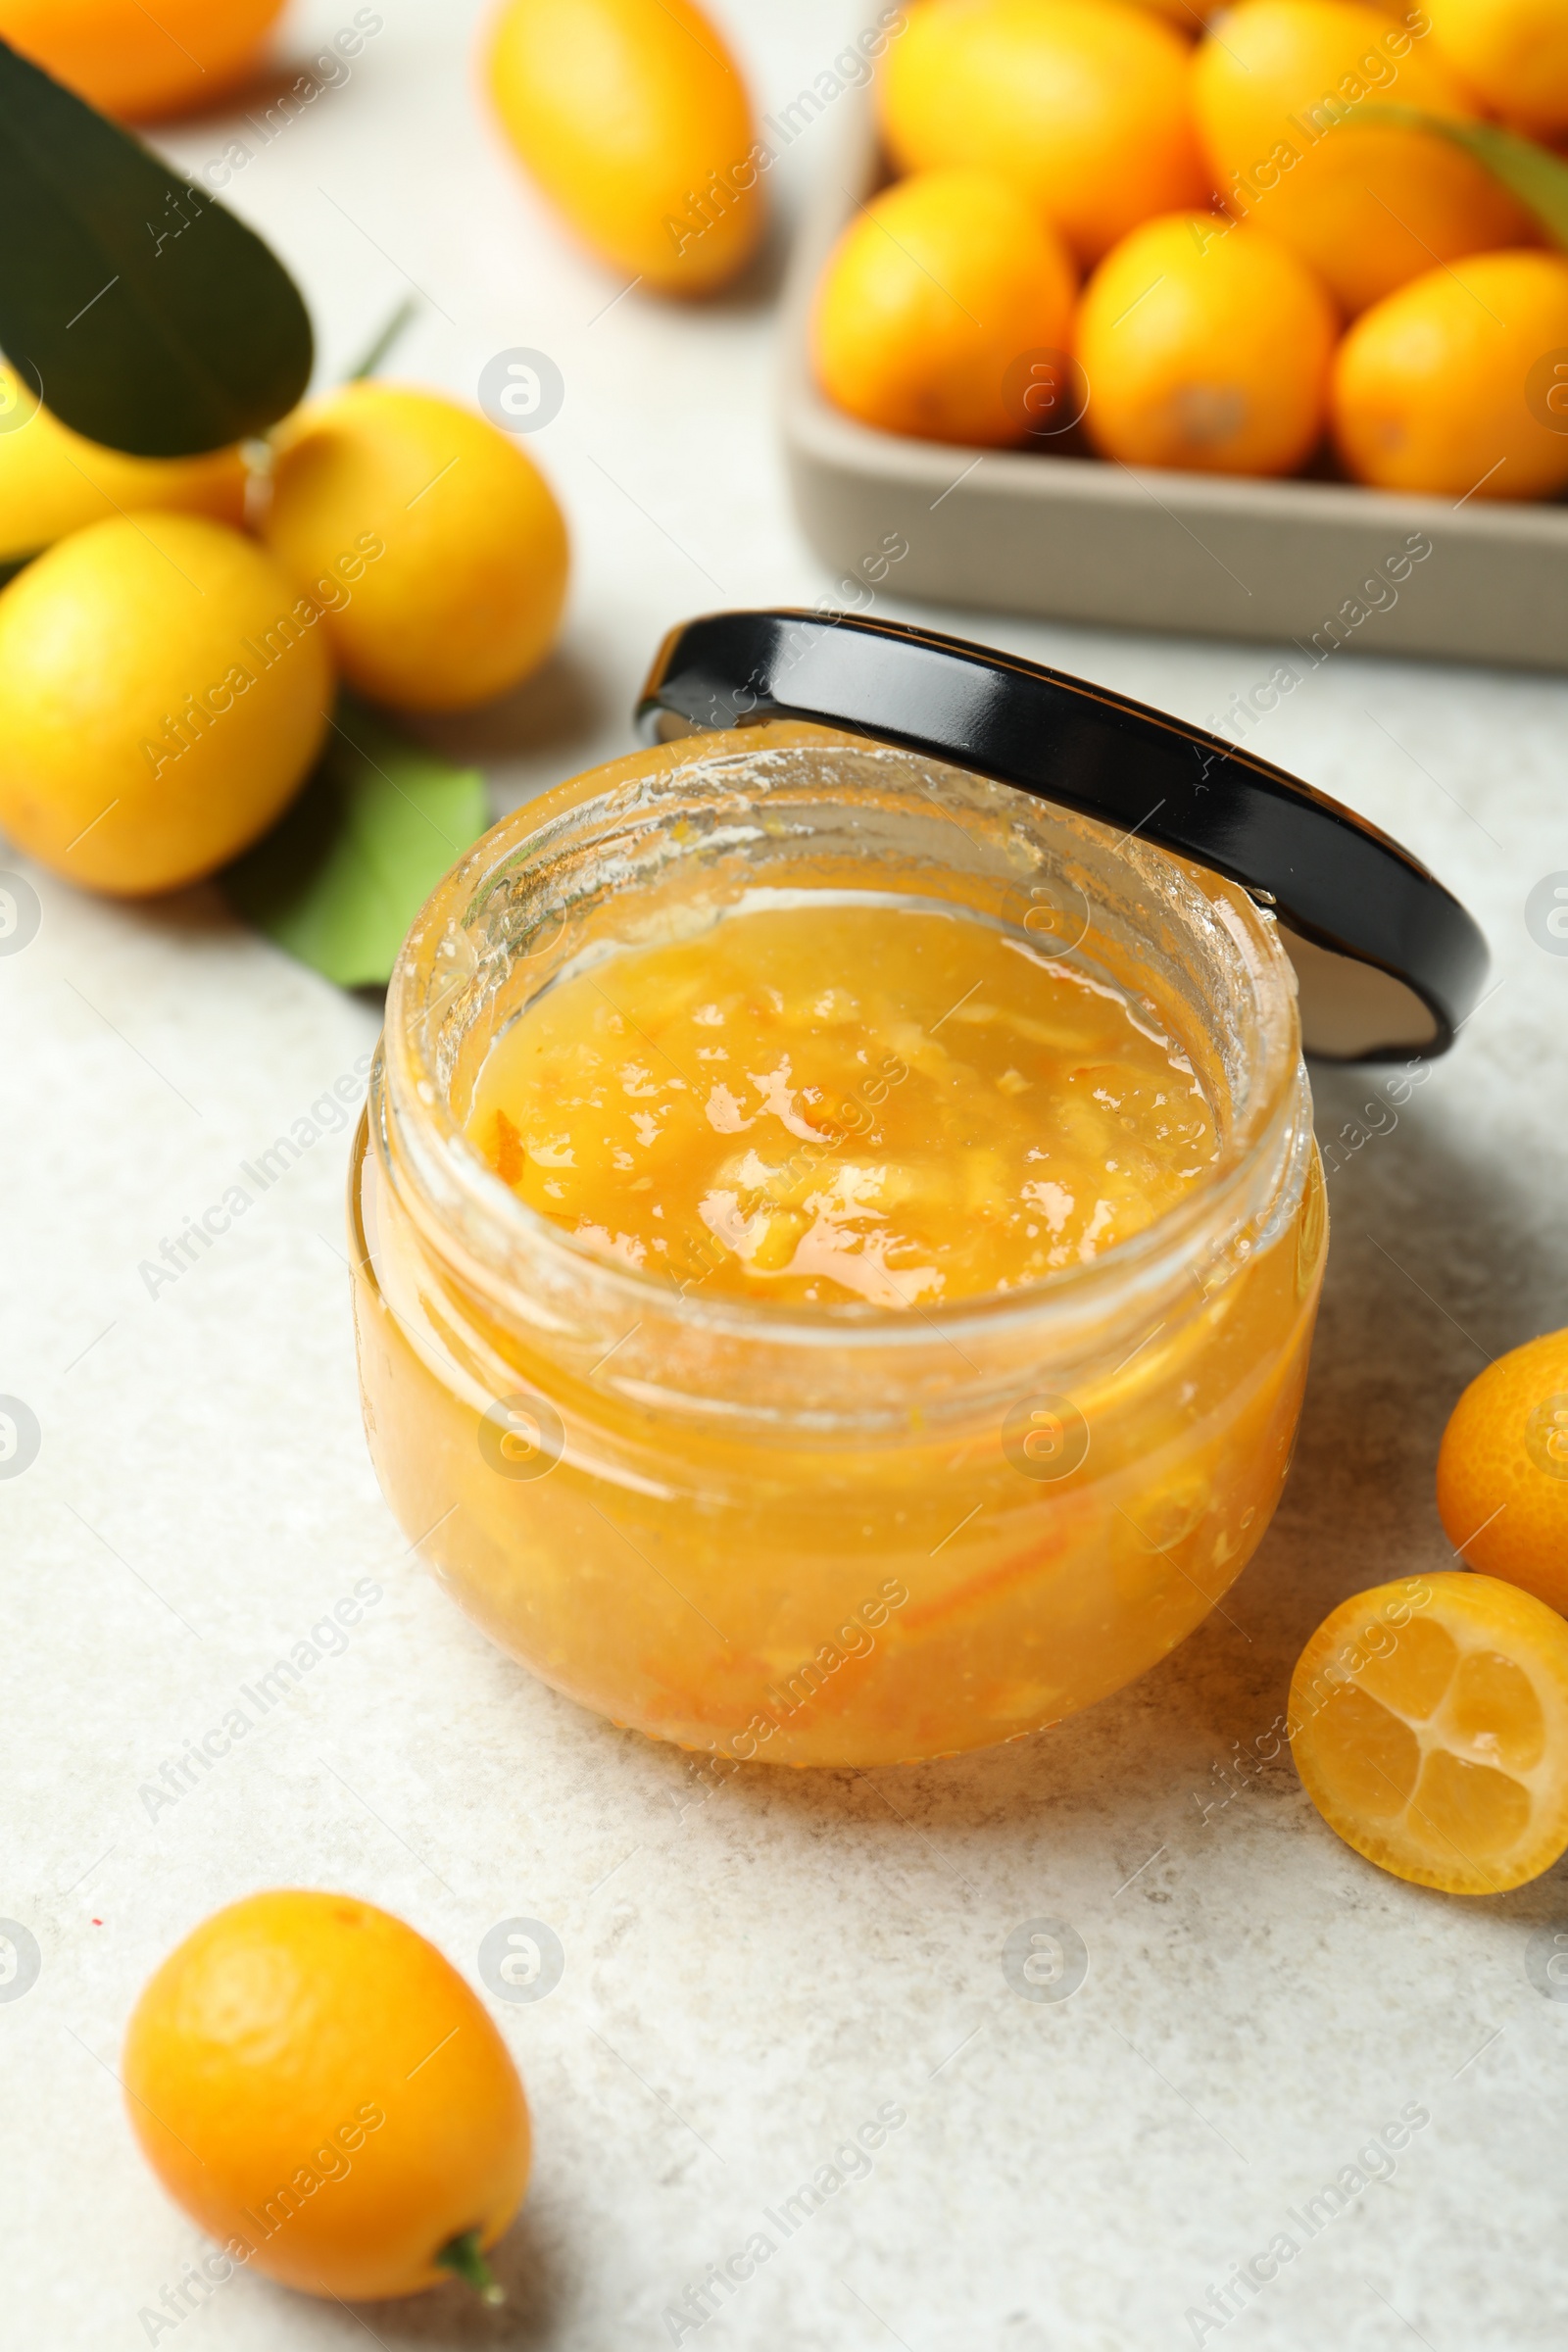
[[378, 729, 1307, 1358]]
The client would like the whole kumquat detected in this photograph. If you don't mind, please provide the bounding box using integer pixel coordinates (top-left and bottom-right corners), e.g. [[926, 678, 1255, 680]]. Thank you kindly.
[[1427, 0, 1568, 136], [263, 382, 569, 712], [1332, 251, 1568, 502], [0, 514, 329, 896], [0, 0, 286, 121], [1437, 1326, 1568, 1615], [122, 1890, 531, 2302], [1076, 212, 1337, 474], [486, 0, 764, 295], [878, 0, 1208, 267], [1192, 0, 1533, 314], [812, 168, 1077, 446], [0, 366, 247, 564]]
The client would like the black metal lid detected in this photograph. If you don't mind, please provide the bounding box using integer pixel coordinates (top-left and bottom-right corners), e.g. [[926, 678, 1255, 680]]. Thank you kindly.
[[635, 609, 1489, 1061]]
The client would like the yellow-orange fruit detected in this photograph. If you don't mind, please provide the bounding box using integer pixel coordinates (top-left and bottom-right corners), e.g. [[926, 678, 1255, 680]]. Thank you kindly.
[[1333, 250, 1568, 500], [0, 0, 287, 121], [0, 514, 330, 896], [812, 169, 1077, 446], [878, 0, 1209, 267], [1427, 0, 1568, 135], [1438, 1327, 1568, 1613], [264, 382, 569, 712], [486, 0, 765, 294], [1076, 212, 1337, 473], [0, 366, 247, 563], [1193, 0, 1535, 313], [123, 1891, 531, 2302], [1291, 1572, 1568, 1894]]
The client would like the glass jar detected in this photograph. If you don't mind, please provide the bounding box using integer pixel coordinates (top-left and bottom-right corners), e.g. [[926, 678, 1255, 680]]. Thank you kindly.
[[349, 720, 1325, 1767]]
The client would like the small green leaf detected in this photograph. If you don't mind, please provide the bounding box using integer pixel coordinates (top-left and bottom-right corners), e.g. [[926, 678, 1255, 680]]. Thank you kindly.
[[1359, 106, 1568, 249], [0, 36, 313, 457], [221, 698, 491, 988]]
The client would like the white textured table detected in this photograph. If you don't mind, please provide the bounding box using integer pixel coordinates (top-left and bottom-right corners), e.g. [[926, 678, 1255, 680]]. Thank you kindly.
[[6, 4, 1568, 2346]]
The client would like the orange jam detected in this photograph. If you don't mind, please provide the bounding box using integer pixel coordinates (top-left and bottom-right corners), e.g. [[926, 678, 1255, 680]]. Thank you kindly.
[[466, 899, 1219, 1308], [351, 730, 1325, 1767]]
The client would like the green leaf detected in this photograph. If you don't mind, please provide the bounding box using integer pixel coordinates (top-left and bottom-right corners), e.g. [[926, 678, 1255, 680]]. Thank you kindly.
[[0, 36, 313, 456], [1359, 106, 1568, 249], [221, 698, 491, 988]]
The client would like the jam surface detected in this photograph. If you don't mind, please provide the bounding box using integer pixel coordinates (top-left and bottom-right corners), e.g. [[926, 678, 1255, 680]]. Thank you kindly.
[[466, 894, 1218, 1307]]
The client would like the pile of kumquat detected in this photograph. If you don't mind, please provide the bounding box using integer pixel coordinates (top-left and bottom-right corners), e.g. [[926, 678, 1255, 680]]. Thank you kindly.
[[812, 0, 1568, 502]]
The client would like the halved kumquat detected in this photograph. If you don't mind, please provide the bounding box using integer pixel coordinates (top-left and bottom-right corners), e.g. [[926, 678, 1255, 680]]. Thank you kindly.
[[1290, 1572, 1568, 1895]]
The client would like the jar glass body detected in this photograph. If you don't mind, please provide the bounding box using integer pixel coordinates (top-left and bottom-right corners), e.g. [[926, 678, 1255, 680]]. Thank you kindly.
[[349, 725, 1326, 1767]]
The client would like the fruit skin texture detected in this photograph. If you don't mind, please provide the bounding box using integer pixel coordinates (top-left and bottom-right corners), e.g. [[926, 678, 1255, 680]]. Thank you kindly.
[[879, 0, 1207, 268], [0, 0, 286, 121], [813, 169, 1078, 447], [1290, 1571, 1568, 1894], [487, 0, 764, 294], [122, 1890, 532, 2302], [1193, 0, 1535, 314], [1427, 0, 1568, 134], [1333, 250, 1568, 501], [0, 514, 329, 897], [0, 366, 246, 563], [1438, 1328, 1568, 1614], [264, 383, 568, 713], [1076, 212, 1337, 474], [1136, 0, 1221, 21]]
